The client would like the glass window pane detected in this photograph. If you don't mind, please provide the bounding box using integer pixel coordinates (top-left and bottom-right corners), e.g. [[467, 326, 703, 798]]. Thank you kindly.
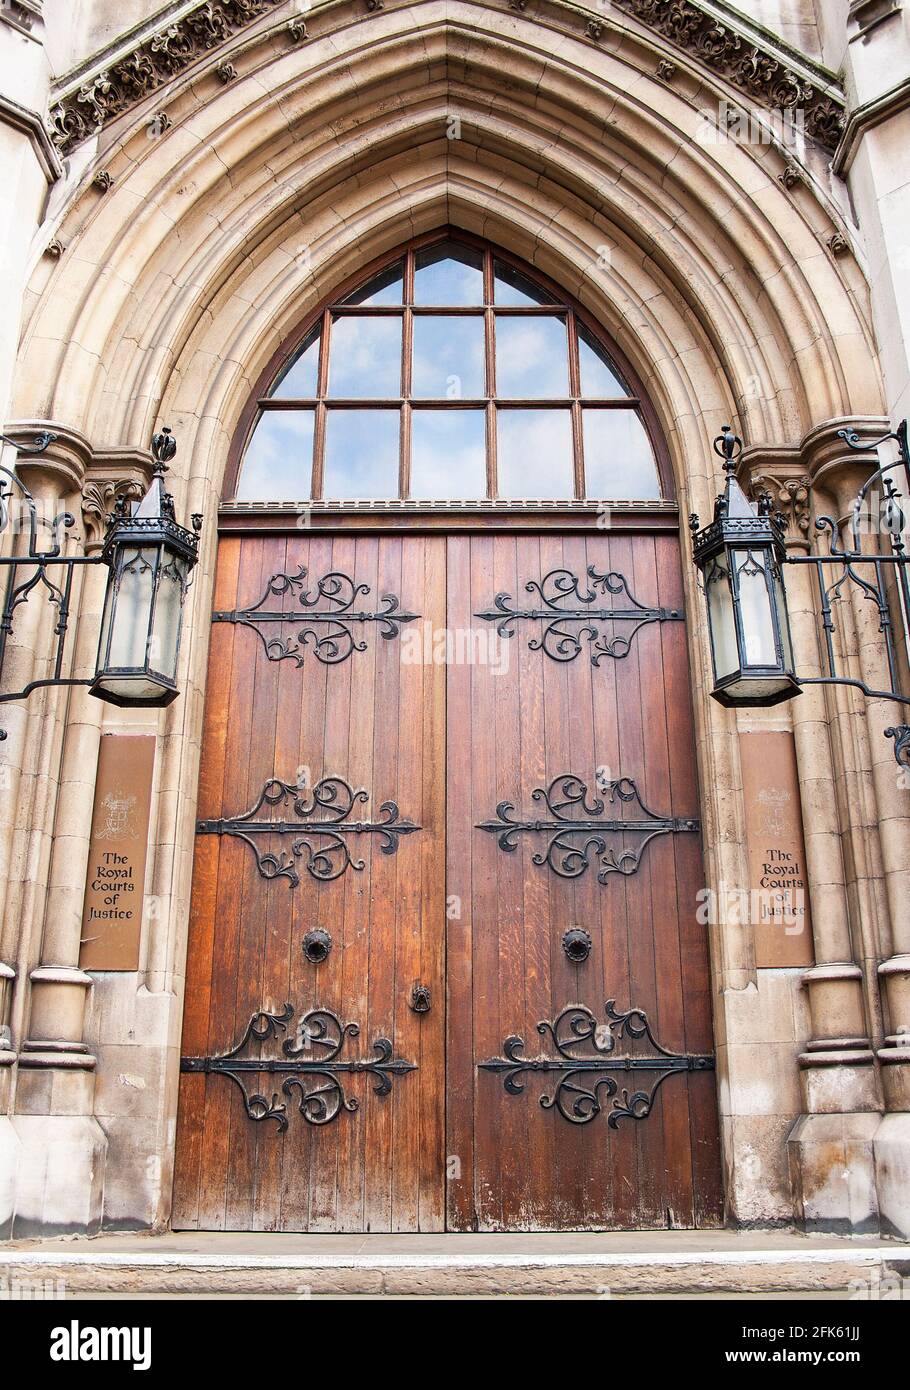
[[706, 560, 738, 679], [327, 315, 402, 398], [496, 409, 574, 498], [414, 242, 484, 305], [271, 326, 320, 398], [582, 410, 660, 498], [236, 411, 314, 500], [412, 317, 485, 399], [340, 262, 403, 306], [410, 411, 487, 499], [578, 326, 628, 397], [109, 549, 155, 667], [494, 260, 557, 307], [495, 315, 569, 398], [323, 409, 400, 498], [734, 551, 778, 666]]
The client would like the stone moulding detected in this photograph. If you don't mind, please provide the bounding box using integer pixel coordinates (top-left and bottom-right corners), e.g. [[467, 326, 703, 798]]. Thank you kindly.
[[46, 0, 285, 156], [44, 0, 846, 157], [610, 0, 845, 149]]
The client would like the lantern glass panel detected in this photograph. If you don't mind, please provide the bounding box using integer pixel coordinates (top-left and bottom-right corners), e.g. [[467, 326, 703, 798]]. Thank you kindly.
[[772, 563, 794, 670], [705, 557, 738, 679], [734, 549, 778, 666], [108, 548, 156, 668], [152, 556, 188, 681]]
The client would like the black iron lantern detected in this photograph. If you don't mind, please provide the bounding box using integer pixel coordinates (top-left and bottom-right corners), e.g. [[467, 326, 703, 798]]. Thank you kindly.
[[90, 429, 202, 707], [690, 426, 800, 708]]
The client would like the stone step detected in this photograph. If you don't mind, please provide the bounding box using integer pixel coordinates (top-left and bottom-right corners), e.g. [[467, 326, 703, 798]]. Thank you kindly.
[[2, 1233, 909, 1298]]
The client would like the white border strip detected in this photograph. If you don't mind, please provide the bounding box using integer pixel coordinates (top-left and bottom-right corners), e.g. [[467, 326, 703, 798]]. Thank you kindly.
[[1, 1247, 906, 1272]]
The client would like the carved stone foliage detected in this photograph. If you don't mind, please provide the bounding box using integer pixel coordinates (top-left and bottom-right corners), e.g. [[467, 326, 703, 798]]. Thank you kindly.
[[47, 0, 284, 155], [45, 0, 846, 157], [81, 478, 144, 547], [749, 474, 811, 545], [612, 0, 845, 149]]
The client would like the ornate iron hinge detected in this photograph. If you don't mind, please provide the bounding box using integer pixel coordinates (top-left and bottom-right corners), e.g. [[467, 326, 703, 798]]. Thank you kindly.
[[181, 1004, 416, 1131], [212, 564, 418, 665], [477, 773, 699, 882], [196, 775, 420, 885], [479, 1001, 714, 1126], [475, 565, 682, 664]]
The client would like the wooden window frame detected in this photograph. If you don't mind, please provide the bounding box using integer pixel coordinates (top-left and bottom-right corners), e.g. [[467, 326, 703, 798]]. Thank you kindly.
[[225, 228, 674, 507]]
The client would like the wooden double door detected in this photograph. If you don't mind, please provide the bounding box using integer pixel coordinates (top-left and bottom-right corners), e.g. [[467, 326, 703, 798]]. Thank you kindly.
[[173, 528, 723, 1232]]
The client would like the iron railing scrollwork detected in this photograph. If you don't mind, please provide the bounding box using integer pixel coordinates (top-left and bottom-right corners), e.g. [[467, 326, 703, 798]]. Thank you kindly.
[[212, 564, 418, 666], [181, 1004, 416, 1131], [196, 775, 420, 885], [476, 773, 698, 882], [475, 565, 682, 665], [479, 1000, 714, 1126]]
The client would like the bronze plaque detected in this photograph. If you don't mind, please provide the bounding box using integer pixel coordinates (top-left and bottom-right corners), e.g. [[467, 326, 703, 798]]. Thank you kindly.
[[79, 734, 155, 971], [739, 731, 814, 968]]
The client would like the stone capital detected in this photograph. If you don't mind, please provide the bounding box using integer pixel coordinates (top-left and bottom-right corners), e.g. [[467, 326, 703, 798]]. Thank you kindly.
[[799, 416, 891, 520], [81, 449, 152, 550], [741, 442, 811, 551], [2, 420, 93, 500]]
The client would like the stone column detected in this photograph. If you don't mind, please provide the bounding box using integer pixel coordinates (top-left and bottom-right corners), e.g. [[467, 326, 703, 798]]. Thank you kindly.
[[0, 425, 93, 1234], [7, 453, 145, 1236], [0, 0, 59, 1235], [813, 422, 910, 1236], [747, 421, 889, 1233]]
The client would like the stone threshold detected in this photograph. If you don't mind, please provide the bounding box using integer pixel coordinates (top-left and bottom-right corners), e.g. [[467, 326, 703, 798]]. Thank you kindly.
[[2, 1231, 908, 1296]]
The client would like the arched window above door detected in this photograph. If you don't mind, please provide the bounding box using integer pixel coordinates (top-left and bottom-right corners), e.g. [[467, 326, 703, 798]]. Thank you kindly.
[[233, 237, 663, 504]]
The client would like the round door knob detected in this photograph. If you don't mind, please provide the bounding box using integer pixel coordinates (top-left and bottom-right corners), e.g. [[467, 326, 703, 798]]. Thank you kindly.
[[562, 927, 592, 963], [302, 927, 332, 964]]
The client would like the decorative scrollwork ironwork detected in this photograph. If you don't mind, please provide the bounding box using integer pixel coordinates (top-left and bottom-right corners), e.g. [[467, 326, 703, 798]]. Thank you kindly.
[[475, 565, 681, 664], [180, 1003, 416, 1131], [213, 564, 418, 665], [476, 773, 698, 882], [479, 1000, 714, 1126], [196, 775, 420, 885]]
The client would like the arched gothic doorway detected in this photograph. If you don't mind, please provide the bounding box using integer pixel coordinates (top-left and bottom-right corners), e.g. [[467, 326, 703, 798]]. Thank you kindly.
[[172, 231, 723, 1232]]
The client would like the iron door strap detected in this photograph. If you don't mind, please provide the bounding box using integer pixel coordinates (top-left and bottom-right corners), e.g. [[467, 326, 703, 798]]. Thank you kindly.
[[196, 774, 421, 885], [477, 772, 699, 882], [475, 564, 682, 665], [212, 564, 418, 666], [479, 1000, 714, 1127], [181, 1004, 417, 1132]]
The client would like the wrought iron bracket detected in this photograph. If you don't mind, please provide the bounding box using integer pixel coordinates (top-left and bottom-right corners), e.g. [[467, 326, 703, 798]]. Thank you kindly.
[[780, 420, 910, 767], [212, 564, 418, 665], [479, 1000, 714, 1126], [475, 564, 682, 664], [197, 774, 420, 884], [0, 432, 102, 738], [477, 773, 699, 882], [181, 1003, 416, 1131]]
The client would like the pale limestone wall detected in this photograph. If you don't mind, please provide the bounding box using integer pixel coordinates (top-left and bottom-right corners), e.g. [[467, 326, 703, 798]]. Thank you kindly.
[[729, 0, 826, 57], [0, 0, 908, 1237]]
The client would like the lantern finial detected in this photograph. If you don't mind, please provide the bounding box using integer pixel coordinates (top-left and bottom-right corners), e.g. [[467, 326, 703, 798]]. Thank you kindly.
[[152, 426, 177, 473], [713, 425, 742, 473]]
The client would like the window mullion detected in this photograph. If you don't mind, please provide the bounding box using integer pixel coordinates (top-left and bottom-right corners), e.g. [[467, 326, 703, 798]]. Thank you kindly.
[[486, 300, 497, 498]]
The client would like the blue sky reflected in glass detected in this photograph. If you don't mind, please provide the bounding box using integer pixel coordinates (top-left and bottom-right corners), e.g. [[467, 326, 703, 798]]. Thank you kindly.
[[272, 328, 320, 398], [497, 409, 573, 498], [411, 411, 486, 498], [578, 326, 628, 398], [414, 244, 484, 305], [323, 410, 400, 498], [495, 316, 569, 397], [582, 410, 660, 497], [236, 411, 314, 500], [328, 316, 402, 397], [412, 317, 485, 398]]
